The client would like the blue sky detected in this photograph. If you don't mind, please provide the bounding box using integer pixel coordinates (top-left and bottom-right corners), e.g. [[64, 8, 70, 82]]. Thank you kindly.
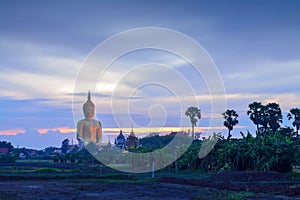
[[0, 0, 300, 149]]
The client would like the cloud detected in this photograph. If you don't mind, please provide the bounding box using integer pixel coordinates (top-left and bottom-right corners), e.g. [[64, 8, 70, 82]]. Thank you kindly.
[[0, 38, 84, 107], [0, 98, 74, 131], [222, 58, 300, 95], [37, 127, 75, 134], [0, 128, 26, 136]]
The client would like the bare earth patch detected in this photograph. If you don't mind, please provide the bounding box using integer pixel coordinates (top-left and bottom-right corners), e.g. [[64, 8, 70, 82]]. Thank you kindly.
[[0, 163, 299, 200], [0, 181, 215, 200], [0, 180, 298, 200]]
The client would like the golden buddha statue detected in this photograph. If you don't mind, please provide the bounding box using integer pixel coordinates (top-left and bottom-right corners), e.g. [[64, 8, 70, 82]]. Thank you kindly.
[[77, 91, 102, 145]]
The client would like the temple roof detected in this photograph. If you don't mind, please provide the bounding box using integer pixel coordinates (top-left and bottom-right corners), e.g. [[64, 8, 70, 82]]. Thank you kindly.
[[117, 130, 125, 140]]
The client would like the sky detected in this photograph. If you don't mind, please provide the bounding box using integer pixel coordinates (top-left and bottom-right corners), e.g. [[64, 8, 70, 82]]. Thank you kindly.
[[0, 0, 300, 149]]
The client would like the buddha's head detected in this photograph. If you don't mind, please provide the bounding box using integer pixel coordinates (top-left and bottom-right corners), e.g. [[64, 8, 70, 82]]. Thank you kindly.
[[83, 91, 95, 119]]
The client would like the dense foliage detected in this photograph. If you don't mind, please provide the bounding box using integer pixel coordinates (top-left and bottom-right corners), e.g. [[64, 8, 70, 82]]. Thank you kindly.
[[199, 131, 298, 173], [0, 141, 14, 151], [0, 153, 15, 163]]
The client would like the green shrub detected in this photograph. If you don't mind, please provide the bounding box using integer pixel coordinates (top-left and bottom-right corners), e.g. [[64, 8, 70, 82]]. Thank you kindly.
[[200, 131, 298, 173], [227, 192, 253, 200], [33, 168, 60, 173], [0, 153, 15, 163]]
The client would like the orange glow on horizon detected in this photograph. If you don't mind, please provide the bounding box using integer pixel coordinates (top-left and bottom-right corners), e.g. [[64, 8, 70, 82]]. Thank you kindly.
[[0, 125, 247, 136], [37, 127, 76, 134], [0, 128, 26, 135]]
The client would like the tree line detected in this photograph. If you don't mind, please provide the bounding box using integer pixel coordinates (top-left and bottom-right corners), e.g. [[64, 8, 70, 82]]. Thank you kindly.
[[185, 102, 300, 140], [163, 102, 300, 173]]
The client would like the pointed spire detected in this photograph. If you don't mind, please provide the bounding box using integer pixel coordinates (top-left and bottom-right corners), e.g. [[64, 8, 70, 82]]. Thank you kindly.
[[87, 91, 91, 101], [131, 123, 134, 134], [107, 137, 112, 148]]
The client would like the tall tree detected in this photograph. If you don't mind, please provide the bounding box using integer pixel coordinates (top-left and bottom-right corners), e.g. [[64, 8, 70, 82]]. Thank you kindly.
[[247, 102, 264, 134], [185, 106, 201, 139], [247, 102, 282, 136], [61, 139, 69, 154], [222, 109, 239, 140], [266, 102, 282, 133], [287, 108, 300, 138]]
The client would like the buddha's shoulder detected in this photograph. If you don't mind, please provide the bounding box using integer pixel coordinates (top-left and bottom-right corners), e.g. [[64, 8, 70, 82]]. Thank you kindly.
[[92, 119, 102, 126], [77, 119, 101, 125], [77, 119, 86, 124]]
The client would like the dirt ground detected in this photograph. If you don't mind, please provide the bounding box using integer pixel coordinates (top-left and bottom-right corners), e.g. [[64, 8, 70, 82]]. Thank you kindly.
[[0, 179, 298, 200], [0, 181, 217, 200], [161, 171, 300, 198], [0, 163, 299, 200]]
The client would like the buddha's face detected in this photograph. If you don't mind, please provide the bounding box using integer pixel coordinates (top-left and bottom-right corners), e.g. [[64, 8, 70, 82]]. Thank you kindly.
[[84, 105, 94, 119]]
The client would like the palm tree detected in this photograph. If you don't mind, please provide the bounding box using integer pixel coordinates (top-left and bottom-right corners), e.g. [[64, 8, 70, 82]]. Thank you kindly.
[[185, 106, 201, 139], [247, 102, 283, 136], [266, 102, 282, 133], [247, 102, 263, 134], [222, 109, 239, 140], [287, 108, 300, 138]]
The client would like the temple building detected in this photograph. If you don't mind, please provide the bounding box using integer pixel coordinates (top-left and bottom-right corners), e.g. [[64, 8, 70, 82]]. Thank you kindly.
[[126, 126, 139, 150], [114, 126, 139, 150], [115, 129, 126, 150]]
